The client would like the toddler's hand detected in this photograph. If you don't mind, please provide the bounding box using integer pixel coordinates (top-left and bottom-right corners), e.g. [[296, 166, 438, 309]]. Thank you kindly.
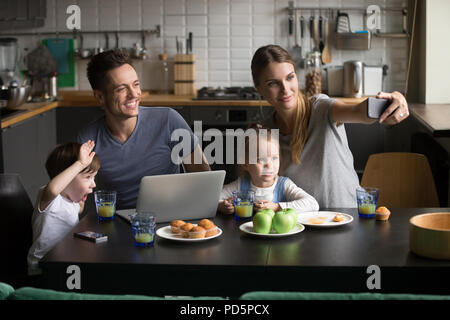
[[254, 200, 281, 212], [219, 198, 235, 215], [79, 140, 96, 168]]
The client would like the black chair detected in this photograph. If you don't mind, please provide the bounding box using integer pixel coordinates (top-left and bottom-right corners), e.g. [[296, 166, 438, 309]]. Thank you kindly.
[[0, 173, 34, 288]]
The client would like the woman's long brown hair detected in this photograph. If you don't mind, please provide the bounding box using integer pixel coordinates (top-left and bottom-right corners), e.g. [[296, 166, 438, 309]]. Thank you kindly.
[[251, 45, 310, 164]]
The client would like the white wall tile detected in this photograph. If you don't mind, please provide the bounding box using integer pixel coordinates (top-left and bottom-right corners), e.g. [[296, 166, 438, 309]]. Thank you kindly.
[[99, 0, 119, 31], [231, 26, 251, 37], [231, 15, 252, 25], [209, 37, 229, 48], [187, 15, 207, 26], [6, 0, 408, 92], [231, 59, 250, 70], [120, 0, 142, 30], [231, 37, 252, 48], [231, 71, 252, 82], [253, 25, 274, 37], [231, 2, 251, 15], [186, 26, 207, 37], [208, 15, 229, 25], [209, 60, 230, 71], [165, 15, 186, 26], [209, 48, 230, 59], [209, 26, 229, 37], [231, 49, 252, 59], [164, 0, 185, 15], [208, 0, 229, 15], [186, 0, 207, 15]]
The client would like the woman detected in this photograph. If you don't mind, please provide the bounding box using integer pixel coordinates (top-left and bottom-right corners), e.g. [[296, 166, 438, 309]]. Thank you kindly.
[[251, 45, 409, 208]]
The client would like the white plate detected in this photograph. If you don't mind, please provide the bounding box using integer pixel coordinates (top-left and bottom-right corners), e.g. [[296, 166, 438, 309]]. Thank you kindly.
[[156, 225, 222, 242], [297, 211, 354, 228], [239, 222, 305, 237]]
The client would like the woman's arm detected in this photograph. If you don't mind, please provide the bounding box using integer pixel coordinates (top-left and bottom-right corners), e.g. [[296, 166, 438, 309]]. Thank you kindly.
[[278, 179, 320, 212], [331, 91, 409, 125]]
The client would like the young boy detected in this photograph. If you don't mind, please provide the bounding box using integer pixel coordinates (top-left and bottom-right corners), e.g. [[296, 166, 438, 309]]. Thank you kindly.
[[27, 140, 99, 275]]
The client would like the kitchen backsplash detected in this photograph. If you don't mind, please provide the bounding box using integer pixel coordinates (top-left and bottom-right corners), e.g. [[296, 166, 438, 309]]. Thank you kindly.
[[3, 0, 408, 94]]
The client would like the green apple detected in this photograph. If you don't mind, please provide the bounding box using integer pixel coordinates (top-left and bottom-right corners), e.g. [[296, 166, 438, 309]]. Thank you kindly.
[[253, 211, 273, 234], [256, 208, 275, 219], [278, 208, 298, 230], [272, 211, 295, 234]]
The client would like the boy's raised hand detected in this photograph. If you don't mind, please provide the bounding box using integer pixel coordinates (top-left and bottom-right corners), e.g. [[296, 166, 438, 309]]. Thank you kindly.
[[79, 140, 96, 168]]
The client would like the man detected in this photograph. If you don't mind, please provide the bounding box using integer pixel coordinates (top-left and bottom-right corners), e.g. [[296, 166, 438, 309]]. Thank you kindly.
[[78, 50, 210, 209]]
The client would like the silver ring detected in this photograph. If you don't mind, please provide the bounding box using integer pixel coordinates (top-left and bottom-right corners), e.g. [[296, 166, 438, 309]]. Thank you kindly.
[[399, 113, 404, 117]]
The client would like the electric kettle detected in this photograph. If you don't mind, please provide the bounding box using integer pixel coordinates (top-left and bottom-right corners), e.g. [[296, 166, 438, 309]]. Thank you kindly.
[[343, 60, 363, 98]]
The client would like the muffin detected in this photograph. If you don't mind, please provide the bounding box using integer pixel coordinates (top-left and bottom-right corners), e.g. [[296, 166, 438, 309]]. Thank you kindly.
[[170, 220, 186, 234], [180, 223, 194, 238], [375, 206, 391, 221], [333, 214, 345, 222], [198, 219, 214, 229], [198, 219, 218, 237], [189, 226, 206, 239]]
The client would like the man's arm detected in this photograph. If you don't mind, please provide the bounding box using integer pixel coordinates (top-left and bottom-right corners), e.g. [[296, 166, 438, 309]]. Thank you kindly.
[[182, 144, 211, 172]]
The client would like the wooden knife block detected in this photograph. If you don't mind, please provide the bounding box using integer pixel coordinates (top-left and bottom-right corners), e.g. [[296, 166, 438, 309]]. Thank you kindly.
[[174, 54, 196, 96]]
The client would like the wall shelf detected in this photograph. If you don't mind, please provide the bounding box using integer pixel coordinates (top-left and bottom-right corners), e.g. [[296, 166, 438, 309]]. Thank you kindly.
[[0, 25, 161, 38]]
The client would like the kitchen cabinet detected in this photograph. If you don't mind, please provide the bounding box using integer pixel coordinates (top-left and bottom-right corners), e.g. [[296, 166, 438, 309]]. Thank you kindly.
[[56, 107, 105, 144], [1, 108, 56, 201], [345, 122, 385, 179], [0, 0, 46, 30]]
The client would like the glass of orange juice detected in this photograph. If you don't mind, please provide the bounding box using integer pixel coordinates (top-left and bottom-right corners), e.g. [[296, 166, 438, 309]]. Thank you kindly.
[[356, 187, 379, 218], [232, 191, 255, 221], [131, 212, 155, 247], [94, 190, 117, 221]]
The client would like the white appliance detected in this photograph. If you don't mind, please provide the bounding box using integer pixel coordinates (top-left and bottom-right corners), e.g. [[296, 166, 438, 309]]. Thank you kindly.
[[363, 65, 383, 96]]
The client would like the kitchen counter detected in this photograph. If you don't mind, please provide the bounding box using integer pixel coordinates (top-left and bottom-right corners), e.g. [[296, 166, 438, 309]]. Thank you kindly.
[[410, 103, 450, 137], [1, 91, 367, 129]]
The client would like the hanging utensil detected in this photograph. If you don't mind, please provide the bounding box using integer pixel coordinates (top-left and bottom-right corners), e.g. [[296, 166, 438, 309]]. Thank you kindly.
[[309, 16, 314, 53], [322, 18, 332, 64], [291, 9, 302, 66], [300, 15, 305, 58], [319, 16, 325, 54], [188, 32, 193, 53], [288, 15, 294, 35]]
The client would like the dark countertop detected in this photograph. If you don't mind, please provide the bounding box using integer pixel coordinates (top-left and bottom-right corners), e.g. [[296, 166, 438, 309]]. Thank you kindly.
[[410, 103, 450, 137], [40, 207, 450, 297]]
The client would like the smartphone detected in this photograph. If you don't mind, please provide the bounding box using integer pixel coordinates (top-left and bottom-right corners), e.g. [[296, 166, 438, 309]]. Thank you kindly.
[[74, 231, 108, 243], [367, 97, 390, 119]]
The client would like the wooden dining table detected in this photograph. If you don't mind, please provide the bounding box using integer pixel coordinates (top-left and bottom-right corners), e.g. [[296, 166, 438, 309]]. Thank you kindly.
[[39, 207, 450, 298]]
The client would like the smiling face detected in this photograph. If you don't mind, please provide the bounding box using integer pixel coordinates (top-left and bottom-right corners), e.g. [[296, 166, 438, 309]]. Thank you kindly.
[[244, 137, 280, 188], [62, 171, 97, 203], [255, 62, 298, 112], [94, 63, 141, 120]]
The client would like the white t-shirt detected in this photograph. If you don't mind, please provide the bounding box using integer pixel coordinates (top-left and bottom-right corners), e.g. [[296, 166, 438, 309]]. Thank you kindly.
[[27, 187, 80, 275], [220, 176, 319, 213]]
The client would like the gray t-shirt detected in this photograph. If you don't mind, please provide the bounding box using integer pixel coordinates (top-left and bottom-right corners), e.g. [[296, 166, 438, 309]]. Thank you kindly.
[[264, 94, 359, 208], [77, 106, 197, 209]]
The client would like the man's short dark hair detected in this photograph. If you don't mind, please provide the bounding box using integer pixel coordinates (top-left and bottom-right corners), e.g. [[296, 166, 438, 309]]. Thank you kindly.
[[87, 49, 133, 91]]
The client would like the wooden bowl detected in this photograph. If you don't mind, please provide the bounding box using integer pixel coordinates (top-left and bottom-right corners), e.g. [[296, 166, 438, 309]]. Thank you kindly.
[[409, 212, 450, 260]]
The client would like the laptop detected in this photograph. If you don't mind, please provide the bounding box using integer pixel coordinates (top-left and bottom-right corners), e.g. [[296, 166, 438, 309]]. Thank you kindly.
[[116, 170, 226, 224]]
